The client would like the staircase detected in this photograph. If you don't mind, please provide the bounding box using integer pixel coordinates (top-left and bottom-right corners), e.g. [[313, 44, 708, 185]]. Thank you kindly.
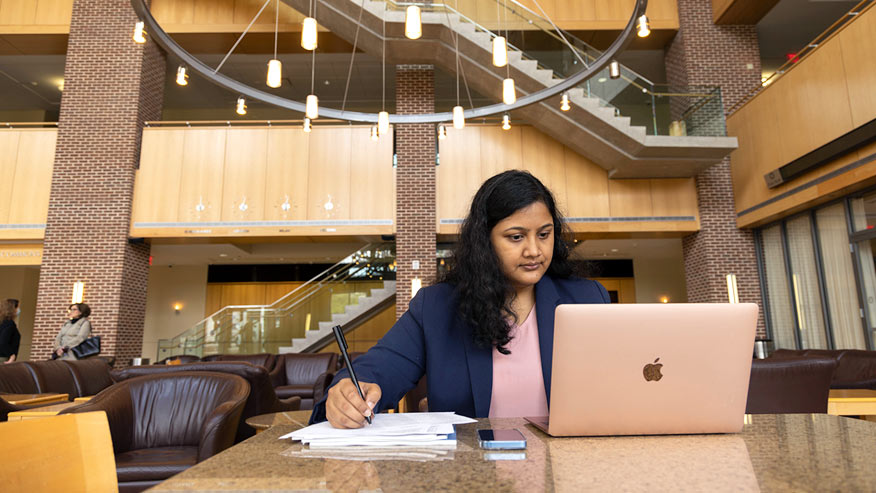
[[278, 0, 737, 178], [156, 244, 397, 361], [279, 281, 396, 353]]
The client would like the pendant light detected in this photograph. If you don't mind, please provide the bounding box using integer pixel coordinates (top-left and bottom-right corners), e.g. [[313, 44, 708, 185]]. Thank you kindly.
[[405, 6, 422, 39], [438, 124, 447, 140], [301, 17, 318, 50], [306, 94, 319, 119], [492, 36, 507, 67], [303, 117, 312, 133], [267, 59, 282, 88], [637, 15, 650, 37], [502, 78, 516, 105], [175, 65, 188, 86], [453, 106, 465, 129], [609, 60, 621, 79], [236, 97, 247, 115], [502, 114, 511, 130], [378, 111, 390, 136], [370, 125, 379, 141], [560, 93, 571, 111], [133, 21, 146, 44], [267, 0, 282, 88]]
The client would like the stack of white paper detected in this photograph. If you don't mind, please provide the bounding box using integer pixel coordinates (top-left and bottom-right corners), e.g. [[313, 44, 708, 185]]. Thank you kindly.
[[279, 412, 475, 450]]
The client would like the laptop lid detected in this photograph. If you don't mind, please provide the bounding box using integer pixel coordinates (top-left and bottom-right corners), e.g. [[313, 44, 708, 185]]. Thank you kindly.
[[543, 303, 757, 436]]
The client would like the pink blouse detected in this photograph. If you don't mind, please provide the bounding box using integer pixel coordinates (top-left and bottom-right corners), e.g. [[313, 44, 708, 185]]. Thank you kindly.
[[488, 305, 550, 418]]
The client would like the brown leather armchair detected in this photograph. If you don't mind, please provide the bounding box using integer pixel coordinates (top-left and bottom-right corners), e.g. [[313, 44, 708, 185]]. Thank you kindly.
[[270, 353, 338, 410], [64, 358, 114, 397], [0, 362, 43, 421], [61, 372, 249, 493], [746, 356, 837, 414], [111, 361, 300, 442]]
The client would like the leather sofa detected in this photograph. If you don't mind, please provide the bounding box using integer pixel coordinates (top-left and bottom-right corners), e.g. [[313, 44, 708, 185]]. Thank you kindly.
[[0, 359, 114, 421], [111, 361, 301, 442], [61, 372, 249, 493], [746, 355, 837, 414], [201, 353, 277, 371], [771, 349, 876, 389], [269, 353, 337, 410]]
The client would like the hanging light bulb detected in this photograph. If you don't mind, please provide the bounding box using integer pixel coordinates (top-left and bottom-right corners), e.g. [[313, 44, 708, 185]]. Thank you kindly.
[[175, 65, 188, 86], [267, 59, 282, 88], [236, 97, 247, 115], [306, 94, 319, 119], [560, 93, 571, 111], [303, 117, 312, 133], [370, 125, 379, 141], [502, 114, 511, 130], [609, 60, 621, 79], [405, 6, 422, 40], [502, 78, 516, 105], [492, 36, 508, 67], [378, 111, 390, 136], [452, 106, 465, 129], [301, 17, 318, 50], [637, 14, 651, 37], [133, 21, 146, 44], [438, 124, 447, 140]]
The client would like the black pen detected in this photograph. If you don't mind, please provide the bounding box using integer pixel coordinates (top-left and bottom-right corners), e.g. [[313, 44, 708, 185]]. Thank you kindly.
[[332, 324, 372, 425]]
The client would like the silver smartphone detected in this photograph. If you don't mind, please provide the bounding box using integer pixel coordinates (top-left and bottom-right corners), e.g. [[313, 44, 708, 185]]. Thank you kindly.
[[477, 429, 527, 450]]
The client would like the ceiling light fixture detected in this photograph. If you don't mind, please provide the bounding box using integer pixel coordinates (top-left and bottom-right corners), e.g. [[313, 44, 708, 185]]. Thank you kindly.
[[405, 5, 422, 39], [502, 114, 511, 130], [453, 106, 465, 129], [303, 117, 312, 133], [560, 93, 570, 111], [492, 36, 508, 67], [236, 97, 247, 115], [502, 78, 516, 105], [301, 16, 318, 50], [636, 14, 650, 37], [609, 60, 621, 79], [175, 65, 188, 86], [371, 125, 379, 141], [438, 124, 447, 139], [133, 21, 146, 43]]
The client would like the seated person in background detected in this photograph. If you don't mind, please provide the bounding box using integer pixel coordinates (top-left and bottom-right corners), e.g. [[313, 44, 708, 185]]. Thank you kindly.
[[311, 170, 610, 428], [54, 303, 92, 360], [0, 299, 21, 363]]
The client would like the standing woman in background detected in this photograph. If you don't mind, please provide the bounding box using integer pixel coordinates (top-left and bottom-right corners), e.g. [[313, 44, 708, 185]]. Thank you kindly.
[[53, 303, 92, 360], [0, 299, 20, 363]]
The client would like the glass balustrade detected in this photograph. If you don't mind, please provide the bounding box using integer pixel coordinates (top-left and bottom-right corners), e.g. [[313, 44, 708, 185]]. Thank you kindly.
[[156, 243, 396, 360]]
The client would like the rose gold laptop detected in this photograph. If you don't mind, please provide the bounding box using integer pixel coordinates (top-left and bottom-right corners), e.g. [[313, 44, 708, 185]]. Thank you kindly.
[[525, 303, 758, 436]]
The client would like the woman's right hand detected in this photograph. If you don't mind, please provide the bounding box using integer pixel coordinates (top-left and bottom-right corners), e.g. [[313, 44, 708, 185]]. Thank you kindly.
[[326, 378, 382, 429], [55, 347, 64, 356]]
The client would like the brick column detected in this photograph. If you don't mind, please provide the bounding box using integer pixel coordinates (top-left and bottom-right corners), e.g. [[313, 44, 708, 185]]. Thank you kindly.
[[666, 0, 765, 334], [31, 0, 165, 364], [395, 65, 437, 319]]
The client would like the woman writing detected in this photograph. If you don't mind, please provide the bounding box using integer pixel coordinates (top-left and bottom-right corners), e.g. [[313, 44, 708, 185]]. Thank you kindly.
[[312, 170, 610, 428], [53, 303, 92, 360]]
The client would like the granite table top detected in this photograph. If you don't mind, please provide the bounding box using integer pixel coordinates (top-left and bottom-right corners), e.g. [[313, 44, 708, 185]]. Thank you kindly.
[[149, 411, 876, 492]]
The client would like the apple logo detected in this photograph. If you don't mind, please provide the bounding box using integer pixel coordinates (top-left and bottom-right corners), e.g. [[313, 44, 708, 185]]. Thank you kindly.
[[643, 358, 664, 382]]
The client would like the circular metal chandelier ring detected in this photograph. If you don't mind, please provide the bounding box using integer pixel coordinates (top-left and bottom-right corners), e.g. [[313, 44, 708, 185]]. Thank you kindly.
[[130, 0, 647, 124]]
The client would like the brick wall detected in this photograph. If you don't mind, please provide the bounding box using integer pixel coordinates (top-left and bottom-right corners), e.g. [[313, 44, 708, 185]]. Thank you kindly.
[[666, 0, 765, 335], [395, 65, 437, 319], [31, 0, 165, 364]]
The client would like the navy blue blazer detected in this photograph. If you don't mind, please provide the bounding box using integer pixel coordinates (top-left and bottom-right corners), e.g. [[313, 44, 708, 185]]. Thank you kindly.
[[310, 275, 609, 423]]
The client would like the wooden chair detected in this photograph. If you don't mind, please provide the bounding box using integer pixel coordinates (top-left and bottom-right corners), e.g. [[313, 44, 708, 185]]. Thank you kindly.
[[0, 411, 117, 492]]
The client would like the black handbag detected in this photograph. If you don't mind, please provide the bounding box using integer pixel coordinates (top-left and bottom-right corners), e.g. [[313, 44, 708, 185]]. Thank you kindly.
[[71, 335, 101, 359]]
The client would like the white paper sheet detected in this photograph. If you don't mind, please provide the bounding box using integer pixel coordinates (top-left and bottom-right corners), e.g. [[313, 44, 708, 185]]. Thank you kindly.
[[280, 412, 475, 441]]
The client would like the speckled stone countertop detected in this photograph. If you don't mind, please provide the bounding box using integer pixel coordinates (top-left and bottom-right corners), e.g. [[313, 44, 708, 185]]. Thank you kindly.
[[149, 412, 876, 492]]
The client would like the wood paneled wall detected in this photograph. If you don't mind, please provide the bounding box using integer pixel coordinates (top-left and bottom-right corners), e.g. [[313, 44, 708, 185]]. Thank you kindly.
[[204, 281, 304, 316], [729, 5, 876, 228], [0, 0, 71, 32], [0, 129, 56, 240], [437, 125, 700, 235], [131, 126, 395, 238], [0, 0, 676, 34]]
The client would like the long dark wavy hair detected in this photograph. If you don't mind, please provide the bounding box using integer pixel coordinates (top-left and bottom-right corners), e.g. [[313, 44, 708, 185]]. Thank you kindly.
[[441, 170, 575, 354]]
